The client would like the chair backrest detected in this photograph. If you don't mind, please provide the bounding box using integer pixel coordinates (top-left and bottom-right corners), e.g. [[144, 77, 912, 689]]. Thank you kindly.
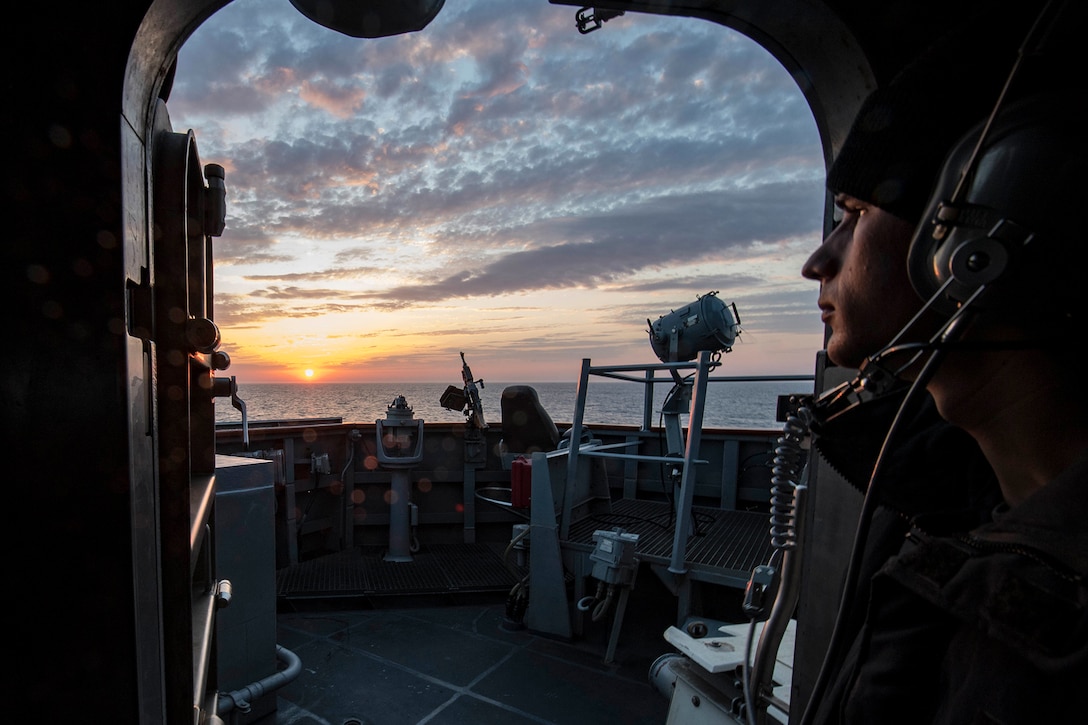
[[500, 385, 560, 455]]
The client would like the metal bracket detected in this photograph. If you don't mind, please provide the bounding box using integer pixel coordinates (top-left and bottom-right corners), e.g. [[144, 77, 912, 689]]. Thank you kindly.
[[575, 7, 624, 34]]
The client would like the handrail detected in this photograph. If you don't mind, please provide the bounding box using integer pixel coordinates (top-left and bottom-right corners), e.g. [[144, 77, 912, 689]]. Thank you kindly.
[[578, 450, 709, 465], [575, 363, 812, 431]]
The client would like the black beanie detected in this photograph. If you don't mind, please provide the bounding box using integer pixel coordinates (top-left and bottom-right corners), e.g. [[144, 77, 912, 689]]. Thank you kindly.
[[825, 82, 960, 224], [825, 6, 1042, 225]]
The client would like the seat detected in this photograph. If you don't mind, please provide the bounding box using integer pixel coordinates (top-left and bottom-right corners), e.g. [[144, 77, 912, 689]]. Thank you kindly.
[[499, 385, 560, 466], [476, 385, 562, 515]]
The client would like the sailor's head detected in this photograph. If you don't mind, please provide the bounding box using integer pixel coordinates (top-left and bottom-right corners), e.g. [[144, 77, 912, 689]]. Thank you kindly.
[[798, 7, 1060, 371], [802, 79, 1004, 370], [908, 91, 1086, 337]]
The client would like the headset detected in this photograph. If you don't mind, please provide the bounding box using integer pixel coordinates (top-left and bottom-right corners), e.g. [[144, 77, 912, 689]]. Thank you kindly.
[[905, 0, 1083, 325], [906, 92, 1084, 323]]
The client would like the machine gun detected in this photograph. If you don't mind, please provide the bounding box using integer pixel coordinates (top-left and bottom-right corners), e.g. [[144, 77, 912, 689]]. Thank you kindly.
[[460, 351, 487, 430], [439, 352, 488, 430]]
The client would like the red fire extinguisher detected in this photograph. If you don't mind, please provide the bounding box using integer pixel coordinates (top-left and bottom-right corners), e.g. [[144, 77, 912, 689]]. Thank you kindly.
[[511, 456, 532, 508]]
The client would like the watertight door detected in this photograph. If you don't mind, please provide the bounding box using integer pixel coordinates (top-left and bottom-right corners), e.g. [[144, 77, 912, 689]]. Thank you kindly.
[[150, 98, 231, 723]]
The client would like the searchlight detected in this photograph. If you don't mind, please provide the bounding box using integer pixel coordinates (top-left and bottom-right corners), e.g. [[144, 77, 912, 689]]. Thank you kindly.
[[647, 290, 741, 363]]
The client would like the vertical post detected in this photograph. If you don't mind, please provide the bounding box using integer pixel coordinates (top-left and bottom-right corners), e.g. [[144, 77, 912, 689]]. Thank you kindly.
[[462, 425, 486, 544], [526, 452, 573, 639], [342, 431, 358, 551], [343, 473, 355, 550], [668, 350, 711, 574], [385, 470, 413, 562], [463, 463, 477, 544], [283, 439, 299, 565], [642, 368, 655, 431], [720, 440, 740, 509], [605, 575, 637, 665], [561, 358, 592, 541], [284, 481, 299, 565]]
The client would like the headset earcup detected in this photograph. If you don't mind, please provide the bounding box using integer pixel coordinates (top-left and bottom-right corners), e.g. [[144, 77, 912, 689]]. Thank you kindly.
[[907, 215, 957, 316], [946, 235, 1010, 289], [907, 92, 1074, 317]]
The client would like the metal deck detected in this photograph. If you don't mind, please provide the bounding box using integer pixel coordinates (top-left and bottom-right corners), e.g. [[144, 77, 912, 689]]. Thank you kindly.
[[265, 502, 775, 724], [271, 587, 677, 725], [276, 542, 526, 600]]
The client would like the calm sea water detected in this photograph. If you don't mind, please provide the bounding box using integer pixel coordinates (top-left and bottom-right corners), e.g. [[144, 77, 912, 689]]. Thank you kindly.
[[215, 378, 815, 431]]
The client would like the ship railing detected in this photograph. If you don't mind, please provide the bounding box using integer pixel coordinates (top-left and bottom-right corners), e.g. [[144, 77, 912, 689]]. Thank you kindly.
[[562, 353, 813, 574]]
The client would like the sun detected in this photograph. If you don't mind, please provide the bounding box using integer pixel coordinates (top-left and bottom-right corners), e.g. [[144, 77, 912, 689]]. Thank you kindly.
[[304, 369, 314, 379]]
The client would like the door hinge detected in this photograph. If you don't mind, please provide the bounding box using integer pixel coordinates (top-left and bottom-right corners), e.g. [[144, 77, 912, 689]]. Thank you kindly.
[[127, 269, 154, 341]]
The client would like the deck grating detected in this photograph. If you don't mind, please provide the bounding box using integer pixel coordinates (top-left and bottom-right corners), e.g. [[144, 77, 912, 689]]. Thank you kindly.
[[566, 498, 774, 578]]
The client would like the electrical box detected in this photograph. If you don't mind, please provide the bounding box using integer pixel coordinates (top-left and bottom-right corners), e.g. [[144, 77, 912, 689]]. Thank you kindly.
[[214, 454, 277, 724], [589, 528, 640, 585]]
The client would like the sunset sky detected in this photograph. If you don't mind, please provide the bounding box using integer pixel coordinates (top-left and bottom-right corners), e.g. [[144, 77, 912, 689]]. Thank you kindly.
[[167, 0, 828, 384]]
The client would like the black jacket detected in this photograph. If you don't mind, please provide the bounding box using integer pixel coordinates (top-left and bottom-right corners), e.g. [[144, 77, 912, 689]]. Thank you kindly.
[[844, 449, 1088, 723], [807, 388, 1001, 724]]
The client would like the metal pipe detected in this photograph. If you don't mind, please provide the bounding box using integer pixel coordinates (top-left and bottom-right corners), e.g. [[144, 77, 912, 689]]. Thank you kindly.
[[217, 644, 302, 717], [386, 469, 413, 561], [667, 350, 711, 574]]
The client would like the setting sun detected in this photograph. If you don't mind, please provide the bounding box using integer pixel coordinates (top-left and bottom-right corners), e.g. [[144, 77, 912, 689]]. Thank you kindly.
[[304, 369, 314, 378]]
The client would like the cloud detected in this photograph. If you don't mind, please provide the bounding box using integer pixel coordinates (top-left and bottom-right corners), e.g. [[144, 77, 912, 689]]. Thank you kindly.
[[171, 0, 826, 377], [299, 78, 367, 118]]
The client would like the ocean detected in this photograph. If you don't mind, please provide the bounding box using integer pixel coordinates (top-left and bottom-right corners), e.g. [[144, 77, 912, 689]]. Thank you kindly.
[[215, 378, 815, 431]]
